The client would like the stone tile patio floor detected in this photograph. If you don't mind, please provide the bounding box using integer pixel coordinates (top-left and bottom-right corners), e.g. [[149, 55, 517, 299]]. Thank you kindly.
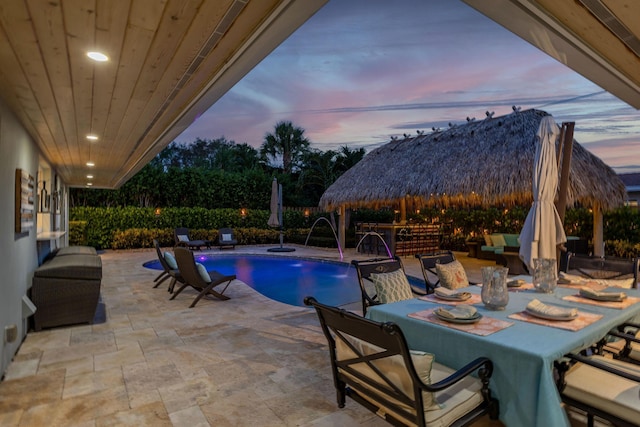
[[0, 245, 569, 426]]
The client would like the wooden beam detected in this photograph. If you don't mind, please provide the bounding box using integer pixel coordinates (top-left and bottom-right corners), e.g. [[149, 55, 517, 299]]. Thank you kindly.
[[556, 121, 574, 222]]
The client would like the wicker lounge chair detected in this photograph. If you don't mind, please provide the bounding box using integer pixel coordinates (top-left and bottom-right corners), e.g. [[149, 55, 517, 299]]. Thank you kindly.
[[152, 239, 184, 293], [170, 247, 236, 307], [174, 227, 209, 250], [218, 227, 237, 250]]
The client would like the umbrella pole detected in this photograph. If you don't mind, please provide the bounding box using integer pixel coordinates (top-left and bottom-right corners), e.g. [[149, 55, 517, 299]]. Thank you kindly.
[[279, 183, 284, 248]]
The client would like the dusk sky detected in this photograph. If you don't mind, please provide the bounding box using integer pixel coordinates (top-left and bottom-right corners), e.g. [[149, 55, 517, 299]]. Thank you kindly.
[[176, 0, 640, 174]]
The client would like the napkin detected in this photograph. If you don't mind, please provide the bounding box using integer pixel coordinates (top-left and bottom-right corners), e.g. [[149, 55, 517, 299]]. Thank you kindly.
[[526, 299, 578, 318], [558, 272, 590, 285], [579, 287, 627, 302], [434, 287, 471, 300], [507, 279, 525, 287], [435, 305, 477, 319]]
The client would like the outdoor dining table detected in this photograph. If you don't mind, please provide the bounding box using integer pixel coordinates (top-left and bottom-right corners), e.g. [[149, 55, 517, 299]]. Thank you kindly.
[[366, 278, 640, 427]]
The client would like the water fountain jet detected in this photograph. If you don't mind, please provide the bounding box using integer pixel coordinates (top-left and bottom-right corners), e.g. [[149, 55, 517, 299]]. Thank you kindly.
[[304, 217, 344, 261]]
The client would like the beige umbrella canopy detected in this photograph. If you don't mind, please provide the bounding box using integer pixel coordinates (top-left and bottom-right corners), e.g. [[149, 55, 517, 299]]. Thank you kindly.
[[320, 109, 626, 212]]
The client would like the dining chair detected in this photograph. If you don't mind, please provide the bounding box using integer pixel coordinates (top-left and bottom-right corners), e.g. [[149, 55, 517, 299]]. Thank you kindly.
[[596, 322, 640, 365], [351, 256, 422, 315], [304, 296, 500, 427], [554, 352, 640, 427], [414, 251, 456, 293], [564, 253, 639, 288]]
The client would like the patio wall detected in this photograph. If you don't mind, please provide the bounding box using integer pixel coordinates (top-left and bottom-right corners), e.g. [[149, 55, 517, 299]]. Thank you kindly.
[[0, 97, 41, 377]]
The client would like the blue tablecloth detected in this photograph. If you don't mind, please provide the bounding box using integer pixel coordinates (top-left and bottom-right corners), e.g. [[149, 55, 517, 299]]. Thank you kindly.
[[367, 284, 640, 427]]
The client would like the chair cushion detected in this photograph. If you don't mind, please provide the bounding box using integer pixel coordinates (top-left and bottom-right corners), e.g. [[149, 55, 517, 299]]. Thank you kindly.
[[195, 262, 210, 283], [436, 260, 469, 289], [605, 331, 640, 361], [369, 269, 413, 303], [33, 254, 102, 280], [563, 355, 640, 425], [490, 234, 506, 247], [503, 234, 520, 247], [222, 233, 232, 241], [164, 252, 178, 269], [335, 335, 440, 412], [56, 246, 97, 256], [177, 235, 189, 242]]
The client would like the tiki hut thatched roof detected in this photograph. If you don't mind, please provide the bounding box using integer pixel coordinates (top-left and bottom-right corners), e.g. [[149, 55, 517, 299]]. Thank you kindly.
[[320, 109, 626, 211]]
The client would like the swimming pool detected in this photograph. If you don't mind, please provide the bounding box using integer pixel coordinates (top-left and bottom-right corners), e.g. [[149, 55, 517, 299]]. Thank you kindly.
[[144, 254, 422, 307]]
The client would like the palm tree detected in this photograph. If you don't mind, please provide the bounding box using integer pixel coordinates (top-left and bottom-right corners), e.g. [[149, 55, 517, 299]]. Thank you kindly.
[[260, 121, 310, 174]]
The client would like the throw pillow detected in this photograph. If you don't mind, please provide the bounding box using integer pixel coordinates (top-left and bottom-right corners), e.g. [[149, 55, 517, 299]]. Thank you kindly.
[[177, 234, 189, 242], [222, 233, 232, 241], [491, 234, 506, 247], [483, 234, 493, 246], [335, 334, 440, 411], [164, 251, 178, 269], [369, 269, 413, 303], [436, 260, 469, 289], [195, 262, 211, 283]]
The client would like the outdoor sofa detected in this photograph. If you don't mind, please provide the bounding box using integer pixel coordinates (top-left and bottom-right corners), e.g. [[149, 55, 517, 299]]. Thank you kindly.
[[30, 245, 102, 331]]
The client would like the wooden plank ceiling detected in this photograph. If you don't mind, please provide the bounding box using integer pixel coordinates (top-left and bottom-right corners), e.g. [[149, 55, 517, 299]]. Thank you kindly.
[[463, 0, 640, 110], [0, 0, 326, 188], [1, 0, 638, 189]]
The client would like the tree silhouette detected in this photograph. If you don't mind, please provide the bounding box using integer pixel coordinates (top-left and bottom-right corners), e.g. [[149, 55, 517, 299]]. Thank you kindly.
[[260, 121, 310, 174]]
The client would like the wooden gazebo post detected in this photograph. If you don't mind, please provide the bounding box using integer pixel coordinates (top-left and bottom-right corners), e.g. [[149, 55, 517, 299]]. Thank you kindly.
[[556, 122, 574, 223], [338, 204, 346, 251], [593, 202, 604, 256]]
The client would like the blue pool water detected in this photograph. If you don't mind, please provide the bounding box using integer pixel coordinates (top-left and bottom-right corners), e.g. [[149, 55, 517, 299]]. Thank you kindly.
[[144, 254, 422, 307]]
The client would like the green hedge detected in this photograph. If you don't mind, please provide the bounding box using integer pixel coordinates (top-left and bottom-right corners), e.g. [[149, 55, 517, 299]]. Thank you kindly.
[[107, 227, 346, 250], [70, 205, 640, 255]]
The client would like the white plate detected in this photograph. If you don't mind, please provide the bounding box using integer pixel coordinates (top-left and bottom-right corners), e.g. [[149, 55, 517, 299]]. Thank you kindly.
[[433, 311, 482, 324], [434, 292, 471, 301], [524, 308, 578, 321]]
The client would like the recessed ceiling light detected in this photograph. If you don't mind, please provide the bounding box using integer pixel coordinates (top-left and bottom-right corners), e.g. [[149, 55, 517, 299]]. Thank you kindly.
[[86, 182, 93, 186], [86, 134, 98, 141], [87, 51, 108, 62], [86, 175, 94, 179], [86, 161, 95, 167]]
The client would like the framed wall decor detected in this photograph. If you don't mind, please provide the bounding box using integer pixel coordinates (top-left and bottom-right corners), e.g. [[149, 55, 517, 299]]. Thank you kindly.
[[15, 168, 35, 233]]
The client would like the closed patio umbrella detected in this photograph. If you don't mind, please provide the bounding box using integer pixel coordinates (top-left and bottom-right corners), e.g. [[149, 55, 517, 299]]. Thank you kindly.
[[267, 177, 295, 252], [268, 177, 280, 228], [519, 116, 567, 271]]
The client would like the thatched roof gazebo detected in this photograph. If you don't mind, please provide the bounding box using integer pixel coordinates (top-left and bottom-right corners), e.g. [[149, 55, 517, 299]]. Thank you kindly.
[[320, 109, 626, 254]]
